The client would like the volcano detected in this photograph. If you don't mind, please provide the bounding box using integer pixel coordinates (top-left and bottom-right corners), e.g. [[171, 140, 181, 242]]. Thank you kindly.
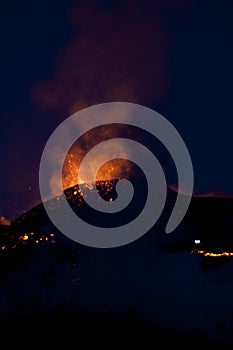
[[0, 179, 233, 348]]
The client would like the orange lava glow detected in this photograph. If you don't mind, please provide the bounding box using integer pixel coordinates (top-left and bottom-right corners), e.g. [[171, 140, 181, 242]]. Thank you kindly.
[[45, 124, 142, 196], [61, 149, 136, 192], [1, 231, 57, 252], [0, 216, 11, 226], [191, 249, 233, 258]]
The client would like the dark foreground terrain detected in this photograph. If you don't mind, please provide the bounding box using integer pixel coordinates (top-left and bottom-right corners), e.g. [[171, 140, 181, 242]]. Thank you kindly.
[[1, 179, 233, 348]]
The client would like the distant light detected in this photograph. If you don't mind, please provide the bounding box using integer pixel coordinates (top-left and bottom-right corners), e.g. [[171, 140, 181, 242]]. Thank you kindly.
[[195, 239, 200, 244]]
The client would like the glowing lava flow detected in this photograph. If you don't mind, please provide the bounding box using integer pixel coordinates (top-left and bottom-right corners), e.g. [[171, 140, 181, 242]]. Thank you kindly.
[[62, 152, 135, 192], [191, 249, 233, 258], [1, 232, 56, 252]]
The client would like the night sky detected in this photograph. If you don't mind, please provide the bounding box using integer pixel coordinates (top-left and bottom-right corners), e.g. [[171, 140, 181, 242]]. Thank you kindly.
[[1, 0, 233, 219], [1, 2, 233, 347]]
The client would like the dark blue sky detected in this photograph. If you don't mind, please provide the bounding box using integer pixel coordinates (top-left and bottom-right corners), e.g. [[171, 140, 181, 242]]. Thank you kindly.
[[0, 0, 233, 218]]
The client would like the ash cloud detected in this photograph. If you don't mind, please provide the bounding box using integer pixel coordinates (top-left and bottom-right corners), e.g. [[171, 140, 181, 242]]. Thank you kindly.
[[31, 0, 191, 115]]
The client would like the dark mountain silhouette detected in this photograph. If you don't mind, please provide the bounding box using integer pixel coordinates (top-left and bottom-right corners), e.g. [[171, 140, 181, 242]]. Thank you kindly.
[[2, 178, 233, 254]]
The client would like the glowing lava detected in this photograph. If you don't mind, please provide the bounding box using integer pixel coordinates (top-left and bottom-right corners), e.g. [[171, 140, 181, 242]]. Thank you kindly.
[[191, 249, 233, 258]]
